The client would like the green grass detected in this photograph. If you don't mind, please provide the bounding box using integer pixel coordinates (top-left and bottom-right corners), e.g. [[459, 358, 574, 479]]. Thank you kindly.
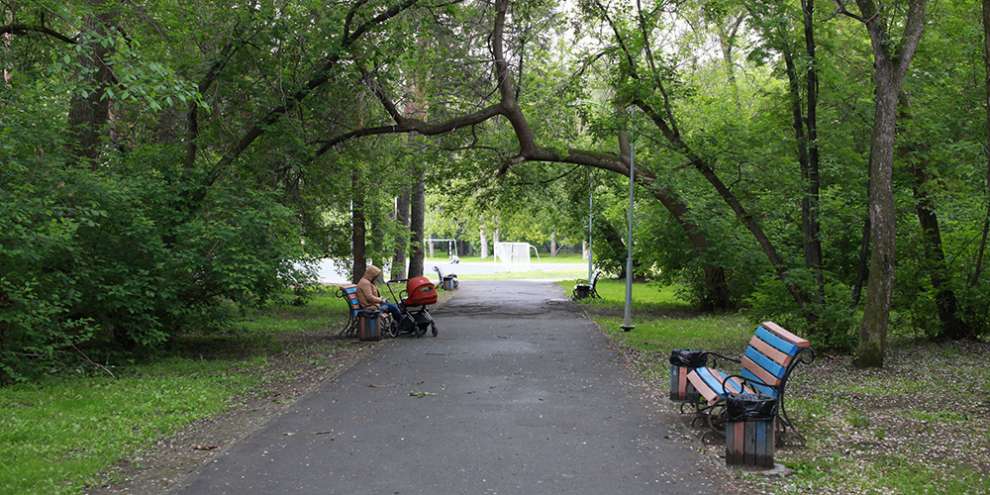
[[0, 291, 349, 495], [456, 268, 587, 281], [560, 279, 753, 380], [426, 253, 584, 264], [571, 279, 696, 313]]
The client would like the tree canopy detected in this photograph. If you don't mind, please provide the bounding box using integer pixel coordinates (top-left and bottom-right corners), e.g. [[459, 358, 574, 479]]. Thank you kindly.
[[2, 0, 989, 379]]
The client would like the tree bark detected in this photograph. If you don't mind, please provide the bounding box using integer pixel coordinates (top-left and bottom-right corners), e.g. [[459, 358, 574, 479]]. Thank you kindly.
[[67, 2, 114, 166], [480, 225, 489, 259], [801, 0, 825, 310], [856, 74, 898, 368], [550, 230, 558, 257], [910, 161, 970, 339], [851, 184, 870, 307], [351, 167, 367, 284], [851, 0, 928, 368], [408, 168, 425, 278], [973, 0, 990, 287], [391, 192, 410, 280]]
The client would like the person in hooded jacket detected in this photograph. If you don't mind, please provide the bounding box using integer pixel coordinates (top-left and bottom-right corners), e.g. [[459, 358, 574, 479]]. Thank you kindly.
[[356, 264, 402, 322]]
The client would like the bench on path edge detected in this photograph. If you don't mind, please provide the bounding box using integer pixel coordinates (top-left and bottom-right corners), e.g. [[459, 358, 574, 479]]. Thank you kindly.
[[335, 284, 361, 337], [684, 321, 815, 447], [572, 270, 602, 300]]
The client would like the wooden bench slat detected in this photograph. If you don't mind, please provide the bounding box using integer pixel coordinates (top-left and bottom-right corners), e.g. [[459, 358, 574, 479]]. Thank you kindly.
[[740, 367, 779, 397], [686, 369, 720, 404], [762, 321, 811, 348], [749, 336, 792, 367], [755, 326, 799, 356], [744, 346, 787, 379], [741, 355, 781, 386]]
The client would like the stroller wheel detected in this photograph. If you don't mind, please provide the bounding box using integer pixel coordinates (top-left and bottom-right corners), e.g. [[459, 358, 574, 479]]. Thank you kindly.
[[430, 322, 438, 337], [414, 324, 428, 338]]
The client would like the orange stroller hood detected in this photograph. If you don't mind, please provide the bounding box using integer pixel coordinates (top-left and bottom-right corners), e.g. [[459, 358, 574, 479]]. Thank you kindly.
[[404, 276, 438, 306]]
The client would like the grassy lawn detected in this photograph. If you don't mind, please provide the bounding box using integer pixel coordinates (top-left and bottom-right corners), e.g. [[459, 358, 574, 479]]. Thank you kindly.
[[0, 290, 351, 495], [426, 253, 585, 264], [561, 279, 990, 494], [455, 268, 587, 281]]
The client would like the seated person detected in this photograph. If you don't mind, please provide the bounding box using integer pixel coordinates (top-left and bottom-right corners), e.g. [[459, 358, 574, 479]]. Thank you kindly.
[[356, 264, 402, 322]]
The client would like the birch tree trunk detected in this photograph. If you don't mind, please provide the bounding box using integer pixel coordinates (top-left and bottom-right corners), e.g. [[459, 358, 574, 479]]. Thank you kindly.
[[391, 192, 409, 280]]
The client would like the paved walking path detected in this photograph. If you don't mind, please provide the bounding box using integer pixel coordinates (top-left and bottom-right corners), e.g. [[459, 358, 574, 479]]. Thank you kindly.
[[176, 281, 722, 494]]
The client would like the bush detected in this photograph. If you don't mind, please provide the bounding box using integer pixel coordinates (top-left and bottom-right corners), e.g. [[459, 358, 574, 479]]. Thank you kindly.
[[0, 156, 314, 382]]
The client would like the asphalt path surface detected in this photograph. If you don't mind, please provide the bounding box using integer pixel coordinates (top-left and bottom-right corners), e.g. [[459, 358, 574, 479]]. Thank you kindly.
[[175, 281, 722, 494]]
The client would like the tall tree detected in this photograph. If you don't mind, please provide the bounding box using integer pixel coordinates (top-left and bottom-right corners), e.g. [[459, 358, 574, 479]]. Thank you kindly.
[[67, 1, 115, 165], [408, 167, 426, 277], [352, 167, 367, 284], [836, 0, 928, 367], [392, 191, 410, 280], [973, 0, 990, 288]]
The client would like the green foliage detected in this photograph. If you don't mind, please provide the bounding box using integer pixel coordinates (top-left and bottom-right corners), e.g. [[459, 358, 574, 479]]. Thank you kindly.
[[0, 142, 312, 381]]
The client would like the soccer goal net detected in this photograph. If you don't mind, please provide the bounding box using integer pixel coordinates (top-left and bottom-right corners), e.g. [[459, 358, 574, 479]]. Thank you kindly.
[[493, 242, 535, 268]]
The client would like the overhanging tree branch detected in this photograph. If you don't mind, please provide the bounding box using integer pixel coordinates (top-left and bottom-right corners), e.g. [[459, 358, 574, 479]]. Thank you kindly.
[[0, 24, 77, 44]]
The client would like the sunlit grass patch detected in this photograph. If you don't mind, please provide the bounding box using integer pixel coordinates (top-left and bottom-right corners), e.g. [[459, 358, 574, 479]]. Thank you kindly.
[[0, 292, 349, 494], [0, 358, 260, 494]]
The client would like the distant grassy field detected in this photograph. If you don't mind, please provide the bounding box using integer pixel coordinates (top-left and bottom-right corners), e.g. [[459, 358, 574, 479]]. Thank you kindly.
[[426, 253, 585, 264], [560, 280, 990, 494], [0, 291, 351, 495]]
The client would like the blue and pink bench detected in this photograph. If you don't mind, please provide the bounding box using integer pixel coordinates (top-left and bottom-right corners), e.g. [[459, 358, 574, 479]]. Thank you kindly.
[[685, 321, 815, 445], [336, 284, 362, 337]]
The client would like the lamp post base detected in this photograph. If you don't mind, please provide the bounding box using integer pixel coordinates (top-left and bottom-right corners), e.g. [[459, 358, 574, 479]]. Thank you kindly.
[[621, 324, 635, 332]]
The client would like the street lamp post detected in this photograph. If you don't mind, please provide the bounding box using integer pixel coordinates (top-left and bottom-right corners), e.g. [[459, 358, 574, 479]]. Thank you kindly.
[[588, 172, 593, 284], [621, 138, 635, 332]]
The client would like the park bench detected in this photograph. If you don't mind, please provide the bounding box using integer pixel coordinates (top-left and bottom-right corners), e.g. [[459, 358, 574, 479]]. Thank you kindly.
[[572, 270, 602, 300], [433, 266, 458, 290], [336, 284, 362, 337], [685, 321, 815, 446]]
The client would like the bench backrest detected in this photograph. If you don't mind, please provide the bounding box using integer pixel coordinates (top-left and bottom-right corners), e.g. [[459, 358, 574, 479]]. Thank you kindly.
[[339, 284, 361, 313], [591, 270, 602, 288], [739, 321, 810, 398]]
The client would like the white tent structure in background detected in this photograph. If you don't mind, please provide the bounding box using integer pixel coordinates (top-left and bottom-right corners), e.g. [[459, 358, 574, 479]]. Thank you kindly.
[[493, 242, 540, 269]]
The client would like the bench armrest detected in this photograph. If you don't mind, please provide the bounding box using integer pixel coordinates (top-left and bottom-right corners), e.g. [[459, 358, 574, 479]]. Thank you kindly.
[[706, 352, 741, 368], [721, 373, 773, 398]]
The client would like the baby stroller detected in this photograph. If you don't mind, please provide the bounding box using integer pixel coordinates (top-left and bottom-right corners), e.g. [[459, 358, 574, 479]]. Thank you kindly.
[[384, 276, 439, 338]]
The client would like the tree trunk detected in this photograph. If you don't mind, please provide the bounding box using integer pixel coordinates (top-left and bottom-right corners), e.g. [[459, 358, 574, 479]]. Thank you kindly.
[[67, 3, 114, 166], [408, 169, 425, 278], [351, 168, 367, 284], [856, 75, 898, 368], [644, 182, 731, 310], [391, 192, 410, 280], [550, 230, 558, 257], [973, 0, 990, 286], [851, 188, 871, 307], [480, 225, 489, 259], [369, 193, 385, 268], [582, 240, 588, 260], [427, 235, 435, 258], [853, 0, 927, 367], [910, 161, 970, 339], [801, 0, 826, 310]]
